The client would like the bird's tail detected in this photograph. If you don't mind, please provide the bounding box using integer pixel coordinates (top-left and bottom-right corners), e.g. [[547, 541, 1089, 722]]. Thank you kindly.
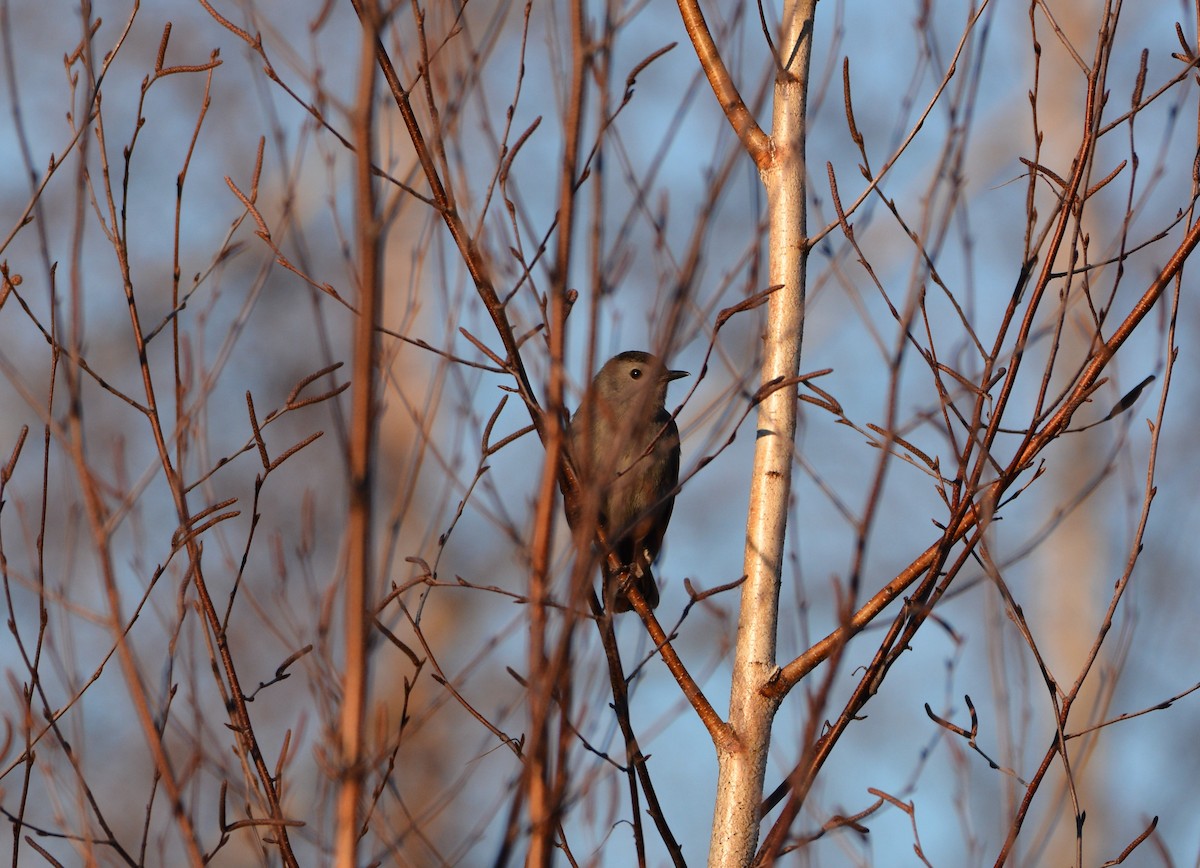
[[604, 564, 659, 613]]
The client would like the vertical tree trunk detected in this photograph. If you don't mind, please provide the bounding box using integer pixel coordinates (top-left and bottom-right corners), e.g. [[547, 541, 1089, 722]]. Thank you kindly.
[[708, 1, 815, 864], [1032, 4, 1110, 861], [337, 5, 382, 865]]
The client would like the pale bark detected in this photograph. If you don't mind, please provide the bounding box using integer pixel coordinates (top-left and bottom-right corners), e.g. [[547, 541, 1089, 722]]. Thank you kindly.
[[707, 1, 816, 864]]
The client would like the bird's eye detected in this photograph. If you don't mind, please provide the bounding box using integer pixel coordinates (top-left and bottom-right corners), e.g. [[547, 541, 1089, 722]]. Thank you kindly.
[[629, 368, 642, 379]]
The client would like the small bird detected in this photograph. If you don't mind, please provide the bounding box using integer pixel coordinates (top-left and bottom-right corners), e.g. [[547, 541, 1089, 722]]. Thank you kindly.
[[569, 351, 687, 612]]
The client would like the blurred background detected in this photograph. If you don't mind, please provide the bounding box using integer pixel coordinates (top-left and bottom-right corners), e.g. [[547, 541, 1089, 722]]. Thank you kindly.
[[0, 0, 1197, 864]]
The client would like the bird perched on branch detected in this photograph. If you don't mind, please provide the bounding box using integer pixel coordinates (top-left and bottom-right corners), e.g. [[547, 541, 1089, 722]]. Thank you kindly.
[[569, 351, 687, 612]]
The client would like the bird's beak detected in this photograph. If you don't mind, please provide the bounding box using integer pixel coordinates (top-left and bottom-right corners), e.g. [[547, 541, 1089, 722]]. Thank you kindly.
[[664, 369, 689, 382]]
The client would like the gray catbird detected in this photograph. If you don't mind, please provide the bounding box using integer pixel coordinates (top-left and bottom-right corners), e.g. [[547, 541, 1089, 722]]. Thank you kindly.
[[570, 351, 687, 612]]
